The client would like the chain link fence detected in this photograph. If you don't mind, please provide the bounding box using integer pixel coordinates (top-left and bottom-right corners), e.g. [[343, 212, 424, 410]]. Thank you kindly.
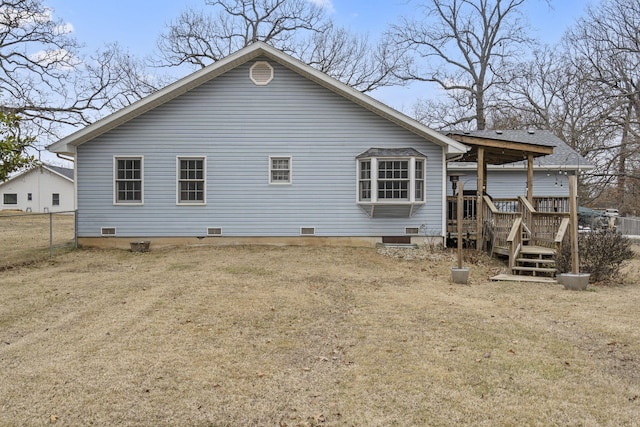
[[617, 216, 640, 237], [0, 211, 76, 269]]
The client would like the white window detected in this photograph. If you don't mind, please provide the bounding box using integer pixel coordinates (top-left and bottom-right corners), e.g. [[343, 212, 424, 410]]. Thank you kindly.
[[177, 157, 206, 204], [3, 193, 17, 205], [357, 156, 426, 203], [269, 156, 291, 184], [114, 156, 143, 204]]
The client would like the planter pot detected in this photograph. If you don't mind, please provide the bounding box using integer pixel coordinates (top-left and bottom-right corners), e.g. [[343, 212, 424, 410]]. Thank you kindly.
[[559, 273, 590, 291], [451, 267, 470, 285], [130, 241, 150, 253]]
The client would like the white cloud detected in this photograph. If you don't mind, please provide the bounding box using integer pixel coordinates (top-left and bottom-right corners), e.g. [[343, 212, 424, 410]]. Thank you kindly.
[[29, 49, 81, 71], [306, 0, 335, 13]]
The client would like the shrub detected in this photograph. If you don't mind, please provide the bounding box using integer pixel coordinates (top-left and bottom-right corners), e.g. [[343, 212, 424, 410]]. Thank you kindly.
[[555, 229, 635, 283]]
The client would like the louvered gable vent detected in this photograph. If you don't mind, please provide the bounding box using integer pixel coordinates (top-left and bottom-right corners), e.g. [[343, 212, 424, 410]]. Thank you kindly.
[[250, 61, 274, 85]]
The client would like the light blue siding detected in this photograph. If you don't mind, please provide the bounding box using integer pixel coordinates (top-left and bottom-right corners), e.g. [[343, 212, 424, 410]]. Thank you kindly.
[[447, 169, 573, 198], [77, 59, 445, 238]]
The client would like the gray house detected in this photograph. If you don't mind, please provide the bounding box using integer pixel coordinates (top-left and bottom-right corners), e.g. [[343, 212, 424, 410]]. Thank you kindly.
[[47, 42, 468, 248]]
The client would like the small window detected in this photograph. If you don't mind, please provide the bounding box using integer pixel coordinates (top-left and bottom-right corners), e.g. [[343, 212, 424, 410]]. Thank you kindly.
[[415, 159, 425, 202], [177, 157, 206, 204], [359, 160, 371, 201], [114, 156, 143, 204], [52, 193, 60, 206], [3, 193, 17, 205], [269, 156, 291, 184], [27, 193, 32, 201]]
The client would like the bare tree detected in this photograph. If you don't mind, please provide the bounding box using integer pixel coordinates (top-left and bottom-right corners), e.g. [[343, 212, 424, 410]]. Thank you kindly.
[[156, 0, 400, 93], [564, 0, 640, 213], [157, 0, 329, 68], [0, 0, 158, 145], [387, 0, 535, 130]]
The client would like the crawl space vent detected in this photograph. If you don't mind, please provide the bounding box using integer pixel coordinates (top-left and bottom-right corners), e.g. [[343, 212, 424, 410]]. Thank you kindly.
[[300, 227, 316, 236], [207, 227, 222, 236], [101, 227, 116, 236], [250, 61, 274, 85]]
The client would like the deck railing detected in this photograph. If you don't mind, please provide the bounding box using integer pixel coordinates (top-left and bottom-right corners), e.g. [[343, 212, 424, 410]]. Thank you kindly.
[[447, 195, 571, 256]]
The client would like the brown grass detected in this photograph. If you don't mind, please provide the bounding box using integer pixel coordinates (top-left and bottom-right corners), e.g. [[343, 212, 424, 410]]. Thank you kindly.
[[1, 245, 639, 426], [0, 212, 75, 269]]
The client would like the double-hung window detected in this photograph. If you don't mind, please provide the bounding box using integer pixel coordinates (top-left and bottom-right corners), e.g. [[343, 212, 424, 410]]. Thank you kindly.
[[177, 157, 206, 204], [269, 156, 291, 184], [114, 157, 143, 204], [52, 193, 60, 206], [356, 148, 426, 217]]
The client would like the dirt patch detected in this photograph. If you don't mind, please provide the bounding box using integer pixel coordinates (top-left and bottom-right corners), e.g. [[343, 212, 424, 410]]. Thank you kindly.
[[1, 245, 639, 426]]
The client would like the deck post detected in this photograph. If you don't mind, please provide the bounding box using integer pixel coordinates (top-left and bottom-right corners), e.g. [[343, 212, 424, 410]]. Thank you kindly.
[[457, 182, 464, 269], [569, 175, 579, 273], [527, 154, 534, 203], [476, 147, 485, 249]]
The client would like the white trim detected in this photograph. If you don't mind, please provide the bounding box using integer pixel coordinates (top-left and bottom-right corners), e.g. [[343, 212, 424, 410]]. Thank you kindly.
[[357, 156, 427, 205], [269, 156, 292, 185], [176, 156, 207, 205], [250, 61, 274, 85], [113, 155, 144, 206]]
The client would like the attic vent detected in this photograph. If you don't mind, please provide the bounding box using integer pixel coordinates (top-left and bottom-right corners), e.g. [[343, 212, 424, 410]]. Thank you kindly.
[[101, 227, 116, 236], [250, 61, 274, 85], [300, 227, 316, 236], [207, 227, 222, 236]]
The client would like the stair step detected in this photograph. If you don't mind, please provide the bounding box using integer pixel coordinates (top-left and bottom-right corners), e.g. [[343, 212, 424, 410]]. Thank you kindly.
[[516, 258, 556, 265], [512, 266, 557, 274]]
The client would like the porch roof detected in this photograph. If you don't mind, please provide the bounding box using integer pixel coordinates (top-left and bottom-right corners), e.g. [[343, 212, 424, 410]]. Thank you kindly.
[[446, 130, 554, 165]]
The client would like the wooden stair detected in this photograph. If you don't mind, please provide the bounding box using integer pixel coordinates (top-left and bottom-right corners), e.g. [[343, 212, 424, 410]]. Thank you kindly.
[[511, 245, 557, 277]]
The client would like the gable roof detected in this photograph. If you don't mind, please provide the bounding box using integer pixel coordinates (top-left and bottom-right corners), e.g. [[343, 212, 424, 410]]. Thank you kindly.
[[447, 130, 592, 170], [0, 163, 74, 186], [47, 42, 468, 157]]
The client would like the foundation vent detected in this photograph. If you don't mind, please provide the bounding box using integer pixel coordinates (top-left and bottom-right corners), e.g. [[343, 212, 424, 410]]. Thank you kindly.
[[101, 227, 116, 236], [250, 61, 274, 85], [300, 227, 316, 236], [207, 227, 222, 236]]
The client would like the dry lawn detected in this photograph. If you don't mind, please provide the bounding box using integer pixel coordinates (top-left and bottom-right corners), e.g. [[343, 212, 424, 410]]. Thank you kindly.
[[0, 212, 75, 269], [1, 245, 639, 426]]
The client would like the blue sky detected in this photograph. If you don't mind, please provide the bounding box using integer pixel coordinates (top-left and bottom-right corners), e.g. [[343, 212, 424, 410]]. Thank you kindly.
[[46, 0, 591, 111]]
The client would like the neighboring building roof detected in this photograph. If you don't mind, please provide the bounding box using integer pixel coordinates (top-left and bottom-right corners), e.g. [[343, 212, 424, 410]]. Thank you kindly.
[[0, 163, 74, 185], [47, 42, 468, 157], [45, 164, 74, 180], [447, 130, 592, 170]]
